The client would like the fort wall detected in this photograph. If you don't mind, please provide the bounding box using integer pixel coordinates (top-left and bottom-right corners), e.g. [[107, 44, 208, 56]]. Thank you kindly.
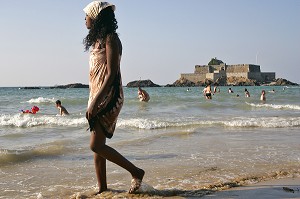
[[261, 72, 276, 81], [181, 73, 206, 83], [248, 65, 261, 72], [194, 65, 209, 74], [248, 72, 263, 81], [181, 63, 275, 83], [226, 72, 249, 79]]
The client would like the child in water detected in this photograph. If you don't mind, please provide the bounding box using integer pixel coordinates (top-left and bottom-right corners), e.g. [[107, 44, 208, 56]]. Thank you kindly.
[[21, 106, 39, 114], [55, 100, 69, 116]]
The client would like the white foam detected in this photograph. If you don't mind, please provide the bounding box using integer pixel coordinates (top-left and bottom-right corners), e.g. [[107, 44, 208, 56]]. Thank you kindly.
[[117, 116, 300, 129], [0, 114, 86, 128], [36, 193, 43, 199], [1, 113, 299, 130], [224, 116, 300, 128], [117, 118, 217, 129], [26, 97, 56, 104], [137, 182, 156, 193], [117, 118, 168, 129], [246, 102, 300, 110]]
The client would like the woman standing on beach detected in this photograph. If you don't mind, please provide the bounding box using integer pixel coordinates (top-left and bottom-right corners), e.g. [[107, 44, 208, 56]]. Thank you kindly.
[[83, 1, 144, 194]]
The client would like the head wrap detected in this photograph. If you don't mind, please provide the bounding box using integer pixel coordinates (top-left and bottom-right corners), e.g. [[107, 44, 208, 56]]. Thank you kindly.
[[83, 1, 115, 20]]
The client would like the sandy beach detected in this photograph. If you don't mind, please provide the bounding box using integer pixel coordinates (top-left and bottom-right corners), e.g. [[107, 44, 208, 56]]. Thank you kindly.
[[203, 177, 300, 199]]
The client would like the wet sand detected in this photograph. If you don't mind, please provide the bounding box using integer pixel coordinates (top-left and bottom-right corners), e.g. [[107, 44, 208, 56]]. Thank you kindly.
[[203, 177, 300, 199], [68, 177, 300, 199]]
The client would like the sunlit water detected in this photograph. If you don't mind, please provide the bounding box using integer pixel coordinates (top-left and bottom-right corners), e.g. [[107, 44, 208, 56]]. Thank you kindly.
[[0, 86, 299, 198]]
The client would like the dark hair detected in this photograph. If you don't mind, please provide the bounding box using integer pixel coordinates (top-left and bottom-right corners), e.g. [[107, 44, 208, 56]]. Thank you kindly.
[[56, 100, 61, 105], [83, 7, 118, 51]]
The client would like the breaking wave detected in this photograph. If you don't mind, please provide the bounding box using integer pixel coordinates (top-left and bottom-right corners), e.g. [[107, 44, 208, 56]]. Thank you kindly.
[[246, 102, 300, 110]]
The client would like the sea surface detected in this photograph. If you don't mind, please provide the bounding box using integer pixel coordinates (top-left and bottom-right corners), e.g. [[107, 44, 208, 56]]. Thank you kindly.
[[0, 86, 299, 198]]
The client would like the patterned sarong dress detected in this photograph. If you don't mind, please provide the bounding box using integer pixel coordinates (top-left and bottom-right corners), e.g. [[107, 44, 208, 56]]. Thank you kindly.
[[87, 36, 123, 138]]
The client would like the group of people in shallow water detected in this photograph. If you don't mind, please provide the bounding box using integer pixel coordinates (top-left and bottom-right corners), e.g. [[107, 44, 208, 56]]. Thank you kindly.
[[139, 84, 272, 103], [202, 84, 273, 102], [22, 87, 149, 116]]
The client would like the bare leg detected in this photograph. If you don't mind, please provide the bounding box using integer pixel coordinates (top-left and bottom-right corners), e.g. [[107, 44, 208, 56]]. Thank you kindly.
[[94, 153, 107, 193], [90, 122, 144, 193]]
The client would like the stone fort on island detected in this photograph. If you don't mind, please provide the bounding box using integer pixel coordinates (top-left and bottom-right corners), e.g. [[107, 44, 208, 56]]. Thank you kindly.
[[180, 58, 276, 83]]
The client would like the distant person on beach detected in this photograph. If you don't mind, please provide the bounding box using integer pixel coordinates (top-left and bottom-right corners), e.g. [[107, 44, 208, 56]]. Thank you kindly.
[[138, 87, 150, 102], [244, 88, 250, 97], [83, 1, 144, 195], [260, 90, 266, 101], [203, 84, 212, 99], [228, 88, 234, 93], [55, 100, 69, 116], [21, 106, 39, 114]]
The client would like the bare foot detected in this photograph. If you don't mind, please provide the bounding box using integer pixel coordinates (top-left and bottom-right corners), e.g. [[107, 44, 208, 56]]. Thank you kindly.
[[94, 187, 108, 195], [129, 168, 145, 194]]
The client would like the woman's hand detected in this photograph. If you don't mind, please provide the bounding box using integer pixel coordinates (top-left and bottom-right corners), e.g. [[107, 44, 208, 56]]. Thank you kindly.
[[86, 102, 98, 120]]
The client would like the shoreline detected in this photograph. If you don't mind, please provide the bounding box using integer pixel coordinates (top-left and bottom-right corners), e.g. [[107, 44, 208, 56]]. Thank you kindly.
[[69, 176, 300, 199], [203, 177, 300, 199]]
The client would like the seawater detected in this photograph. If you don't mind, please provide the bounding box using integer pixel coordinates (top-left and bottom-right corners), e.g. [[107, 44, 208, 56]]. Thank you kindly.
[[0, 86, 299, 198]]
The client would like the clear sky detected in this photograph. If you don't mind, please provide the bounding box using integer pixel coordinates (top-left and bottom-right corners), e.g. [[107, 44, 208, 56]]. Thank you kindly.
[[0, 0, 299, 87]]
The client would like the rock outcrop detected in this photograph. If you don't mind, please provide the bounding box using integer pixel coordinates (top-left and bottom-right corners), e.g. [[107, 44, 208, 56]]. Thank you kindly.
[[167, 77, 297, 87], [165, 77, 214, 87], [22, 87, 41, 89], [165, 77, 196, 87], [50, 83, 89, 89], [264, 78, 298, 86], [126, 80, 161, 87]]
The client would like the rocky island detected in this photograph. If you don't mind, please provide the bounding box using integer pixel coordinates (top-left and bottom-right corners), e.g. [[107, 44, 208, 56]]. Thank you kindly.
[[166, 58, 298, 87], [20, 83, 89, 89], [49, 83, 88, 89], [126, 79, 161, 87]]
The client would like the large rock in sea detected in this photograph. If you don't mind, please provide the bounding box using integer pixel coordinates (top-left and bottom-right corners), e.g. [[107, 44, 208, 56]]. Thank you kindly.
[[50, 83, 89, 89], [165, 77, 195, 87], [165, 77, 212, 87], [267, 78, 298, 86], [126, 79, 161, 87], [22, 87, 41, 89]]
